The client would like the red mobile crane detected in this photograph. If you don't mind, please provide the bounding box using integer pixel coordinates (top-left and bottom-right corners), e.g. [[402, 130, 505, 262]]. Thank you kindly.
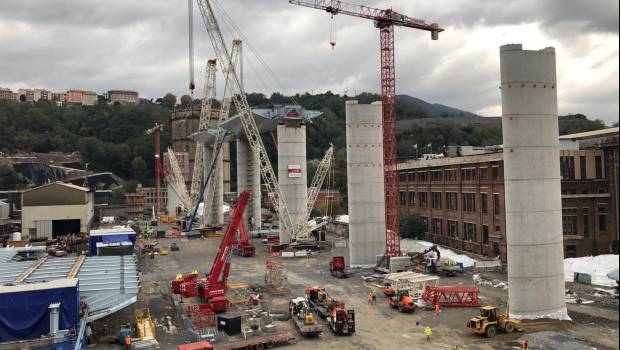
[[289, 0, 443, 258], [233, 222, 256, 257]]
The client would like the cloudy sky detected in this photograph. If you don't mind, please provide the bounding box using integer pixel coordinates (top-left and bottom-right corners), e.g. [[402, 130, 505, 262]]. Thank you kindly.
[[0, 0, 618, 124]]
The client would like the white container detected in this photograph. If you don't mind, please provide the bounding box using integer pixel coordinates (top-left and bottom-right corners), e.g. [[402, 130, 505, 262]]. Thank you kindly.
[[12, 231, 21, 241]]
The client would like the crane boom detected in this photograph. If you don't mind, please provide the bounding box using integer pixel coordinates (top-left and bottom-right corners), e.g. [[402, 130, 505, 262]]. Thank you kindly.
[[289, 0, 443, 257], [190, 59, 218, 206], [288, 0, 443, 37], [196, 0, 295, 239], [166, 148, 192, 210], [294, 144, 333, 240]]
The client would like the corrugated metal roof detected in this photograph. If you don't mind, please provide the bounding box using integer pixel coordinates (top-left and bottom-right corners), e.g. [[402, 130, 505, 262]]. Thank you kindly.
[[398, 152, 503, 170], [559, 127, 619, 140], [0, 249, 139, 322], [22, 181, 89, 193]]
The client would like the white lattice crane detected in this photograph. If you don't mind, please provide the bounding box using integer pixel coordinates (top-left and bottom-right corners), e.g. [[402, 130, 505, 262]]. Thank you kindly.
[[195, 0, 296, 239], [165, 148, 193, 210], [294, 144, 334, 240]]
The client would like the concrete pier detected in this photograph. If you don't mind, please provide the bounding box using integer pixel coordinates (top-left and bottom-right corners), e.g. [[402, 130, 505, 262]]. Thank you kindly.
[[277, 123, 307, 244], [500, 44, 568, 320], [236, 139, 261, 230], [345, 100, 386, 267]]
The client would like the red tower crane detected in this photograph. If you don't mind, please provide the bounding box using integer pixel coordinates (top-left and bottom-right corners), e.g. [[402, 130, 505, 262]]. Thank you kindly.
[[146, 123, 165, 214], [289, 0, 443, 257]]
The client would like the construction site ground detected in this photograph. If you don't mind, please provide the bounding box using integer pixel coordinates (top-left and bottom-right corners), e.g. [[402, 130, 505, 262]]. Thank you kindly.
[[90, 234, 619, 350]]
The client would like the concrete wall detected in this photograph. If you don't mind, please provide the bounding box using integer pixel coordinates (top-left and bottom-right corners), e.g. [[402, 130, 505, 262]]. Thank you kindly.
[[22, 203, 94, 239], [346, 101, 386, 266], [277, 124, 307, 243], [500, 44, 568, 320], [236, 139, 261, 229]]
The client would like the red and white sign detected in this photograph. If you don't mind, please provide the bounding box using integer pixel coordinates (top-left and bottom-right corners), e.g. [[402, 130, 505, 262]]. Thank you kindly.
[[288, 164, 302, 178]]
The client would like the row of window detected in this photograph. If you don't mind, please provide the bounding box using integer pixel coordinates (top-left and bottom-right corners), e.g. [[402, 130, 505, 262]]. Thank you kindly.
[[424, 217, 497, 244], [398, 164, 501, 183], [562, 206, 607, 236], [400, 191, 502, 214], [560, 155, 603, 180]]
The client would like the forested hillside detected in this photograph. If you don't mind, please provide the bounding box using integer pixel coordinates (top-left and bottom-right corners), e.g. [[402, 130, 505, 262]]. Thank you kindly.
[[0, 92, 610, 197]]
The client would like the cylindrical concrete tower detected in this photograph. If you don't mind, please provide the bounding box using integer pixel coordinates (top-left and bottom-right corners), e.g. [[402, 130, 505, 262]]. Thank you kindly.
[[346, 101, 386, 267], [500, 44, 568, 320], [277, 123, 307, 244], [236, 139, 262, 230]]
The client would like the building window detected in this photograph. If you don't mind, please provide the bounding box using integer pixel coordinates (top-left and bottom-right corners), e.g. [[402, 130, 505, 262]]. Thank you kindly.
[[445, 169, 458, 182], [446, 192, 457, 211], [492, 165, 500, 180], [483, 225, 489, 244], [582, 207, 590, 238], [408, 172, 416, 182], [493, 193, 501, 215], [566, 245, 577, 258], [400, 191, 407, 206], [432, 192, 442, 209], [419, 192, 428, 208], [448, 220, 458, 238], [408, 191, 416, 207], [421, 216, 428, 231], [462, 193, 476, 212], [495, 225, 501, 233], [481, 193, 488, 214], [598, 207, 607, 231], [480, 167, 488, 180], [464, 222, 477, 242], [432, 218, 442, 235], [562, 208, 578, 235], [580, 156, 587, 179], [560, 156, 575, 180], [431, 170, 443, 182], [493, 242, 500, 257], [399, 172, 407, 182], [595, 156, 602, 179], [461, 168, 476, 181], [418, 171, 429, 182]]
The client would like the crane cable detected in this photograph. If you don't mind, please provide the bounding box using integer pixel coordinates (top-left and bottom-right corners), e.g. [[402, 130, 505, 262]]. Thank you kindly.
[[188, 0, 195, 94], [211, 0, 299, 106], [329, 14, 336, 50]]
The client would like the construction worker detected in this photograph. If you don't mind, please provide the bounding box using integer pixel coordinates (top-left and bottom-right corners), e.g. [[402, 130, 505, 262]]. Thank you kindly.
[[175, 273, 182, 281], [124, 335, 132, 350], [371, 291, 377, 303], [453, 345, 460, 350], [424, 326, 432, 341], [434, 302, 441, 316], [521, 338, 529, 350], [367, 293, 373, 304]]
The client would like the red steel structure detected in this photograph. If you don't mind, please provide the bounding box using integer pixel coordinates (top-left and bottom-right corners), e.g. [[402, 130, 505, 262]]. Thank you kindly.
[[146, 123, 164, 214], [421, 285, 480, 307], [289, 0, 444, 257]]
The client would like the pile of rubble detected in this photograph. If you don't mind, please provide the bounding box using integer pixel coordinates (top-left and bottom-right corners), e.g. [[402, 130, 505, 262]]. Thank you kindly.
[[473, 274, 509, 290]]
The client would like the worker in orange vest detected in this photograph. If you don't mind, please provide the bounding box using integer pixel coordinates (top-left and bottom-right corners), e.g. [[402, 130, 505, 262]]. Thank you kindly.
[[367, 293, 373, 304], [124, 335, 132, 349], [434, 302, 441, 316], [521, 339, 529, 350]]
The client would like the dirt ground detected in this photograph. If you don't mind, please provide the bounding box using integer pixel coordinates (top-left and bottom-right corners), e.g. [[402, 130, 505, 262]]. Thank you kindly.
[[90, 235, 619, 350]]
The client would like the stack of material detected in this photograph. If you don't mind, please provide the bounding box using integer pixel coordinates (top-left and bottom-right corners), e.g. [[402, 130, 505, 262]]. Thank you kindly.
[[383, 272, 440, 298]]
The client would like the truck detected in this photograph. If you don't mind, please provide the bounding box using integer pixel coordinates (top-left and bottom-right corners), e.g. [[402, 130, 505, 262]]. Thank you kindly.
[[329, 256, 348, 278], [388, 289, 416, 313], [306, 287, 355, 335], [177, 331, 296, 350], [289, 297, 322, 336]]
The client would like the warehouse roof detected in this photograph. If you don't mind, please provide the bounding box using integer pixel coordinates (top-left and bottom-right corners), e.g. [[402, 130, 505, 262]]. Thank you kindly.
[[0, 249, 139, 322], [559, 127, 619, 140]]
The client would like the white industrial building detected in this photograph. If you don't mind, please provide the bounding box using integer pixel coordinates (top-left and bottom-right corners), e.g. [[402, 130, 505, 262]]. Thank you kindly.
[[21, 182, 94, 239]]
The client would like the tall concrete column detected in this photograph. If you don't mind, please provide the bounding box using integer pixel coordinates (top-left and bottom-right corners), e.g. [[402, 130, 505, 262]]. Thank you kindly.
[[203, 144, 224, 226], [346, 101, 386, 267], [277, 123, 307, 244], [236, 139, 261, 229], [500, 44, 568, 320]]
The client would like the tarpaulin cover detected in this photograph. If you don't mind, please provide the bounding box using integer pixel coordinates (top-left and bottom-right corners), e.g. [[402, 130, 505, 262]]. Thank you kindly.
[[102, 234, 130, 244], [0, 283, 80, 341], [89, 232, 136, 256]]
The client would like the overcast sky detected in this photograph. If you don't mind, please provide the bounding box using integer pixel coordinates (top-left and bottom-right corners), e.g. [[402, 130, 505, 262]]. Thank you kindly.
[[0, 0, 618, 124]]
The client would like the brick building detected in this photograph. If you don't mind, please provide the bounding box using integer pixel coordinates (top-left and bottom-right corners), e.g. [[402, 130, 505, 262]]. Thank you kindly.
[[398, 127, 619, 261], [0, 88, 16, 101]]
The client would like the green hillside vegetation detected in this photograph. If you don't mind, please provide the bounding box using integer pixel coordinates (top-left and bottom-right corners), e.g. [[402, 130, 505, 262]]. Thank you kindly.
[[0, 93, 609, 198]]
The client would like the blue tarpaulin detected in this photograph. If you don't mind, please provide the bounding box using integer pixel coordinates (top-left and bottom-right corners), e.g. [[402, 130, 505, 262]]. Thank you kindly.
[[102, 234, 130, 244], [88, 229, 136, 256], [0, 280, 80, 342]]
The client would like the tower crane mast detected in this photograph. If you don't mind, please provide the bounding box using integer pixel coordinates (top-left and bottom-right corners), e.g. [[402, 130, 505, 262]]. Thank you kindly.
[[289, 0, 443, 257], [195, 0, 295, 239]]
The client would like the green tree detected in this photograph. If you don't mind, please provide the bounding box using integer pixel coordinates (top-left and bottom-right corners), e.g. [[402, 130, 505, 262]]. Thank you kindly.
[[180, 94, 192, 106], [131, 156, 150, 185], [110, 187, 126, 204], [400, 213, 427, 240], [0, 166, 23, 190], [162, 93, 177, 108]]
